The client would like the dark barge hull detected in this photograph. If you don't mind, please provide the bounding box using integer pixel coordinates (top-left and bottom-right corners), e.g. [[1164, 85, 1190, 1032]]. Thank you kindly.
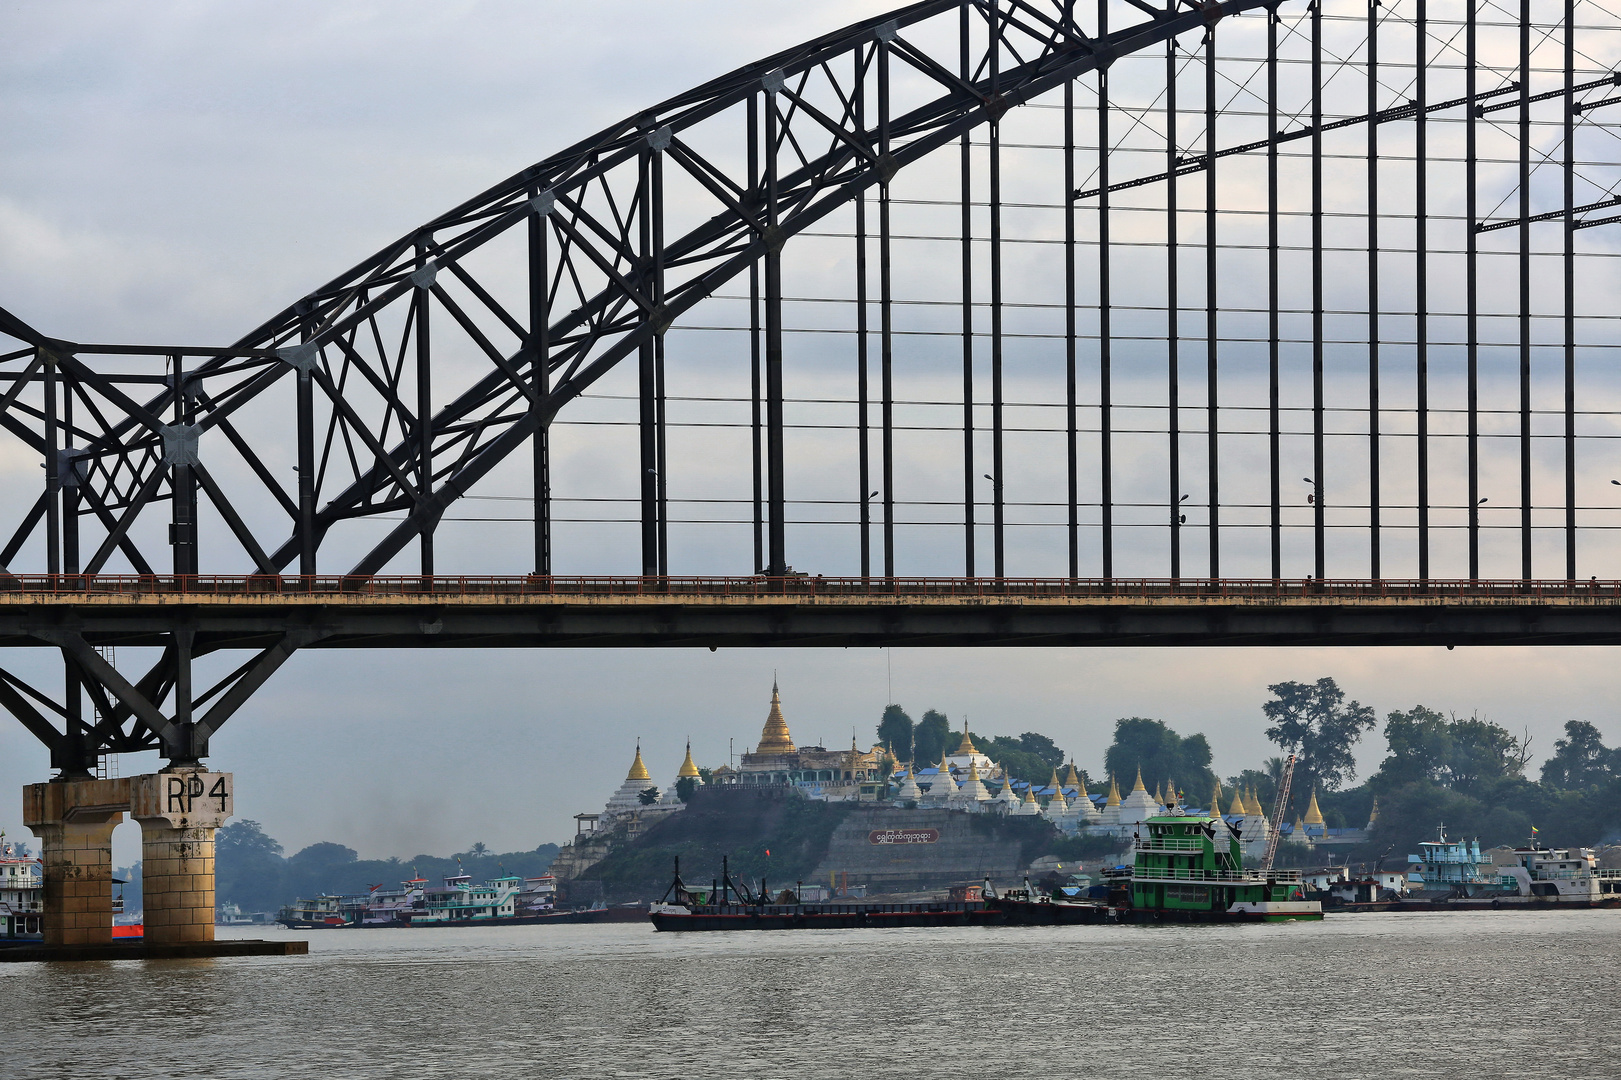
[[1115, 907, 1313, 924], [651, 902, 997, 931], [983, 897, 1113, 925], [1380, 897, 1621, 913]]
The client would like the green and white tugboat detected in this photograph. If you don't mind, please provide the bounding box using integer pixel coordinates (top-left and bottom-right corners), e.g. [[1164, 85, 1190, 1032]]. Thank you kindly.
[[1115, 755, 1322, 923]]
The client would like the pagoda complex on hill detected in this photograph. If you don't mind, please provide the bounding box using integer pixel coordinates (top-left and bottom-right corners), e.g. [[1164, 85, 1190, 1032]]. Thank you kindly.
[[708, 681, 888, 802]]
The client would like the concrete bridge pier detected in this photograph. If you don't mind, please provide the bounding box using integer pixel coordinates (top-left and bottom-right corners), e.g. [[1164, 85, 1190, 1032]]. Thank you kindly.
[[132, 770, 233, 944], [23, 770, 233, 946], [23, 777, 132, 946]]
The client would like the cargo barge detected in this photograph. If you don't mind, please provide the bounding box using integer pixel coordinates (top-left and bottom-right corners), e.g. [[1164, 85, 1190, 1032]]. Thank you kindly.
[[649, 858, 999, 930]]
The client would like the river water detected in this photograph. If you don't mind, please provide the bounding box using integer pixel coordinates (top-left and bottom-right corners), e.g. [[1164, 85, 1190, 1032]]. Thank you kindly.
[[4, 912, 1619, 1077]]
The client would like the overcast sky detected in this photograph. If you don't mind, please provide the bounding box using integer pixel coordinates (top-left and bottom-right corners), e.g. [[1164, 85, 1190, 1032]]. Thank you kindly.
[[5, 1, 1621, 869]]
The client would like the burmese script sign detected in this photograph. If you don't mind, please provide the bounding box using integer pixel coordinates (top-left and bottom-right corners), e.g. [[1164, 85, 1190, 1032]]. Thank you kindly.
[[869, 828, 939, 846]]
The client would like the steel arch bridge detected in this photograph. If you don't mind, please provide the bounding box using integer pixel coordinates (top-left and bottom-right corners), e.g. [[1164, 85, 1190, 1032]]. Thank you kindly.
[[4, 0, 1621, 773]]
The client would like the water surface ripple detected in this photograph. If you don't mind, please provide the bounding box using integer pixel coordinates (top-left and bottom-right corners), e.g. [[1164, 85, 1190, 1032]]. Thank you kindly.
[[4, 912, 1619, 1078]]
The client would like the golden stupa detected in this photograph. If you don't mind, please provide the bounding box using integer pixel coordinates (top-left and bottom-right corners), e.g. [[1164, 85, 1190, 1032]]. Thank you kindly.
[[756, 680, 796, 754], [677, 740, 701, 779]]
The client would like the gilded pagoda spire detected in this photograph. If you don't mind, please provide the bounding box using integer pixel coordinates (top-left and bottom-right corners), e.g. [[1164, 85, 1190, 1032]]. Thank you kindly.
[[756, 679, 796, 753], [1066, 762, 1087, 798], [677, 740, 701, 779], [1210, 782, 1223, 819], [1106, 775, 1121, 807], [626, 741, 651, 783], [1304, 787, 1325, 826], [1132, 767, 1147, 793], [1228, 789, 1247, 817], [954, 718, 977, 755]]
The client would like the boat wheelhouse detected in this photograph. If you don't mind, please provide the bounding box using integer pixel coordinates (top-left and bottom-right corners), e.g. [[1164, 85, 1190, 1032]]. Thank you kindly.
[[412, 873, 521, 924], [276, 893, 346, 928], [1406, 828, 1511, 898], [0, 843, 42, 939], [517, 874, 557, 916], [1494, 844, 1621, 902], [350, 878, 428, 926], [1127, 811, 1322, 921]]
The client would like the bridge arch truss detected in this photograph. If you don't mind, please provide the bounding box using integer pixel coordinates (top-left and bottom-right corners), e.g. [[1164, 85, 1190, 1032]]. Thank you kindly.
[[3, 0, 1621, 769]]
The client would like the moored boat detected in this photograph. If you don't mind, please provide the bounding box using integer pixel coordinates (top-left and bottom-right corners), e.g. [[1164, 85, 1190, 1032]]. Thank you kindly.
[[280, 870, 636, 928], [275, 894, 347, 929], [1393, 829, 1621, 910], [1119, 808, 1322, 922]]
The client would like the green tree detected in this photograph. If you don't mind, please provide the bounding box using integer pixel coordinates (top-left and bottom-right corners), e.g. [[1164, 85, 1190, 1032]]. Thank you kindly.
[[1445, 714, 1529, 792], [1376, 705, 1453, 788], [638, 787, 661, 806], [1261, 677, 1376, 791], [676, 775, 699, 803], [983, 736, 1056, 786], [1102, 717, 1217, 798], [877, 704, 914, 760], [470, 841, 489, 857], [215, 820, 284, 911], [1367, 779, 1536, 858], [912, 709, 952, 765], [1541, 720, 1614, 789], [1015, 732, 1065, 770], [1373, 708, 1529, 794]]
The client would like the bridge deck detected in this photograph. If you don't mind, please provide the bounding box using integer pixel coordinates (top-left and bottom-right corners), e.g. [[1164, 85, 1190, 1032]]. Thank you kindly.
[[2, 575, 1620, 648]]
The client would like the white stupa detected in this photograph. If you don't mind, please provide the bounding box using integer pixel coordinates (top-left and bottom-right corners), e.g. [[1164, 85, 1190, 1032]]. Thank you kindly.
[[1098, 776, 1122, 830], [893, 765, 923, 805], [992, 776, 1020, 813], [956, 759, 992, 805], [1015, 784, 1041, 816], [1239, 788, 1272, 859], [604, 743, 661, 818], [1116, 768, 1160, 829], [923, 756, 958, 807], [1066, 763, 1101, 825], [1043, 768, 1070, 823]]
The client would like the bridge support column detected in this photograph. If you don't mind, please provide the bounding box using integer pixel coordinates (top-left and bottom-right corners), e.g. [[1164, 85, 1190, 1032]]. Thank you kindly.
[[132, 770, 233, 944], [22, 777, 131, 946]]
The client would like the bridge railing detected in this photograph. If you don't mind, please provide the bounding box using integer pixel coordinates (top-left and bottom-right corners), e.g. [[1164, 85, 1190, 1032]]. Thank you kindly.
[[1, 574, 1620, 599]]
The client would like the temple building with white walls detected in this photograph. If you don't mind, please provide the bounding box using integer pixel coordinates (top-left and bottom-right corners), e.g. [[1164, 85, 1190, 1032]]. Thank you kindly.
[[944, 724, 1003, 778], [725, 682, 886, 802]]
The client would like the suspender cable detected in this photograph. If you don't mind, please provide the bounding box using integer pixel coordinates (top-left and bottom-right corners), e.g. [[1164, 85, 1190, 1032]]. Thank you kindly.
[[1416, 0, 1431, 581], [1167, 17, 1182, 581]]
